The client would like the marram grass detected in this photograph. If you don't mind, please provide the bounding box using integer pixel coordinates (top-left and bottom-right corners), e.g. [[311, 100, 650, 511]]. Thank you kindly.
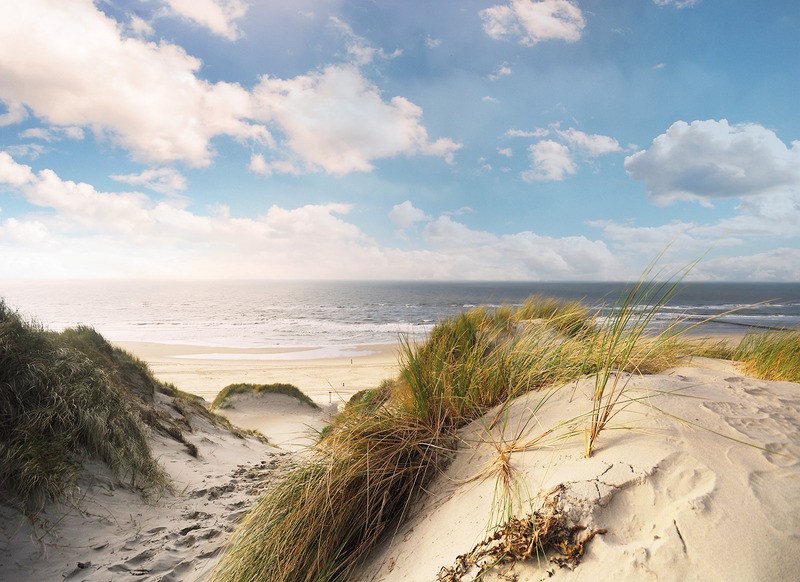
[[216, 275, 800, 581], [215, 295, 693, 581], [0, 301, 169, 515], [733, 331, 800, 383]]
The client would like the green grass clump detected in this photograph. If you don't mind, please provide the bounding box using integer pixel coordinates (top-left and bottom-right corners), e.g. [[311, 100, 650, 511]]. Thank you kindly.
[[733, 331, 800, 382], [514, 295, 595, 337], [0, 301, 169, 514], [215, 296, 660, 581], [211, 382, 319, 410]]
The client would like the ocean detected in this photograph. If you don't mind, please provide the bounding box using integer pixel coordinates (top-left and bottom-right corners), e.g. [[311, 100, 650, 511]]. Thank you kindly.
[[2, 280, 799, 348]]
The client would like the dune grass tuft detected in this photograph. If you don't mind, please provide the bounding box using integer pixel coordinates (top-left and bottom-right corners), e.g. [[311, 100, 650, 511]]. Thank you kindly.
[[733, 331, 800, 382], [214, 297, 627, 581], [211, 382, 319, 410], [0, 301, 169, 514]]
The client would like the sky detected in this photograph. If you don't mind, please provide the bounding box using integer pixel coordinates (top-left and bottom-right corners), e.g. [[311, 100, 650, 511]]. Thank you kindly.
[[0, 0, 798, 281]]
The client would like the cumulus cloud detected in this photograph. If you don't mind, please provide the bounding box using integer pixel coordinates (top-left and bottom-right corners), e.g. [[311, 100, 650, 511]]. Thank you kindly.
[[480, 0, 585, 46], [512, 125, 620, 182], [163, 0, 248, 40], [252, 65, 461, 174], [248, 154, 302, 177], [128, 14, 155, 38], [624, 119, 800, 205], [522, 140, 576, 181], [0, 152, 35, 186], [110, 168, 188, 196], [423, 215, 619, 279], [557, 128, 621, 156], [0, 0, 268, 167], [697, 248, 800, 281], [0, 154, 630, 280], [389, 201, 431, 229]]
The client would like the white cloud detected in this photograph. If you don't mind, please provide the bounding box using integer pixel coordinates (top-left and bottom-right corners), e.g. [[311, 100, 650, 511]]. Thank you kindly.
[[653, 0, 701, 8], [498, 147, 513, 157], [522, 140, 575, 181], [0, 0, 268, 167], [506, 128, 550, 138], [0, 99, 27, 126], [248, 153, 302, 177], [488, 63, 513, 81], [163, 0, 248, 41], [19, 125, 85, 142], [389, 201, 431, 229], [0, 152, 35, 186], [425, 36, 442, 49], [482, 96, 500, 104], [557, 128, 621, 156], [110, 168, 188, 196], [330, 17, 401, 66], [0, 154, 629, 280], [624, 119, 800, 206], [697, 248, 800, 281], [424, 216, 619, 279], [252, 65, 461, 174], [5, 144, 47, 159], [128, 14, 154, 38], [480, 0, 585, 46], [19, 128, 55, 142]]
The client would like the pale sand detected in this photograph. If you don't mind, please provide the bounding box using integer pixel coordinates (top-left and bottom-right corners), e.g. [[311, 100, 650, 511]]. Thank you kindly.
[[356, 357, 800, 581], [0, 405, 284, 581], [3, 355, 798, 581], [215, 392, 338, 451], [115, 341, 403, 405]]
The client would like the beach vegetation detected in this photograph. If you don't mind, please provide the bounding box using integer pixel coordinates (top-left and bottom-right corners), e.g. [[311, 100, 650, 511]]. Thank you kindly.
[[214, 293, 689, 581], [211, 382, 319, 410], [732, 331, 800, 382], [215, 269, 800, 581], [0, 301, 169, 515]]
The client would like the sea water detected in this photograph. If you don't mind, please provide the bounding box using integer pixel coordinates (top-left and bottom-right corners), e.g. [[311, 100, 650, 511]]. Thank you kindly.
[[1, 280, 799, 348]]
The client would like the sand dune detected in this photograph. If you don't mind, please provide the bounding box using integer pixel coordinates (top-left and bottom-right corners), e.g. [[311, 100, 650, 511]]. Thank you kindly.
[[3, 354, 798, 581], [0, 414, 284, 581], [357, 357, 800, 581], [216, 391, 337, 451]]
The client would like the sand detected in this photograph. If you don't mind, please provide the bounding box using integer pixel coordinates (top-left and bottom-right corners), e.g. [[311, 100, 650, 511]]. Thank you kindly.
[[115, 341, 402, 405], [0, 408, 284, 581], [0, 342, 402, 581], [356, 357, 800, 581], [3, 345, 799, 581]]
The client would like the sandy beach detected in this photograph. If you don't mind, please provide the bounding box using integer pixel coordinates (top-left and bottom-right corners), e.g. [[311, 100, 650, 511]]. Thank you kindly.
[[115, 341, 403, 405]]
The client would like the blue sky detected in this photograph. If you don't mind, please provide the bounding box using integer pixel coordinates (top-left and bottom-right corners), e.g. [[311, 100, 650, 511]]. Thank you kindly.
[[0, 0, 798, 280]]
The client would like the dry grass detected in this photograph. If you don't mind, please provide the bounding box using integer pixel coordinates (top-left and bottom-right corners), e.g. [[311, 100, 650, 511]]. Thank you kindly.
[[0, 301, 170, 515], [733, 331, 800, 382], [214, 298, 613, 581]]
